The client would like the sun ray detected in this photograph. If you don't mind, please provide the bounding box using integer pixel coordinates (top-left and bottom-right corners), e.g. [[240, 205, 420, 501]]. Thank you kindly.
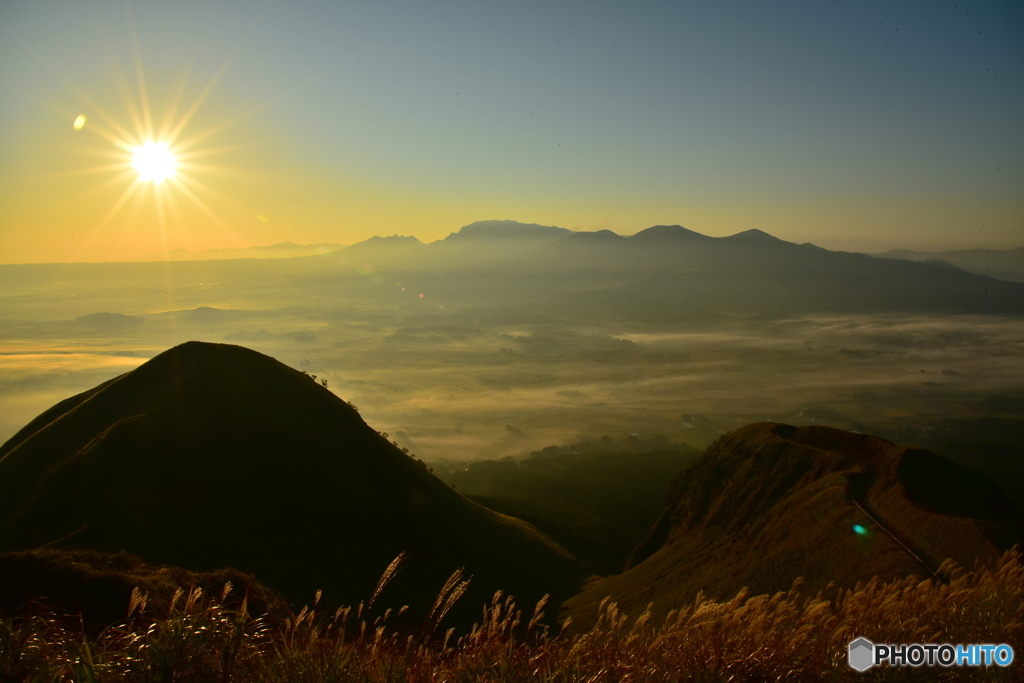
[[165, 48, 240, 147], [172, 100, 276, 152], [28, 170, 139, 233], [128, 15, 156, 142], [154, 181, 170, 255], [160, 178, 188, 240], [174, 139, 277, 162], [73, 178, 144, 259], [109, 57, 148, 147], [172, 170, 259, 215], [169, 174, 293, 283], [95, 178, 146, 233], [41, 162, 134, 180], [174, 162, 264, 183], [167, 175, 240, 236], [87, 125, 137, 152], [110, 182, 147, 254], [77, 123, 136, 153], [108, 5, 154, 143], [155, 180, 184, 313], [52, 141, 134, 162], [46, 171, 139, 209], [158, 53, 197, 141], [170, 176, 273, 255], [69, 170, 141, 198], [65, 82, 141, 150]]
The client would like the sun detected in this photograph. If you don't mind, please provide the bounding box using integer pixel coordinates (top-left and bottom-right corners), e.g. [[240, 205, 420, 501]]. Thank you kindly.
[[131, 141, 177, 183], [56, 45, 273, 263]]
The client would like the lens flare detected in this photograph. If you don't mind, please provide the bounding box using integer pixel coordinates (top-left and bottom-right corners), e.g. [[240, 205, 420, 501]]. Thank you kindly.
[[131, 141, 177, 183], [58, 45, 265, 263], [853, 524, 868, 536]]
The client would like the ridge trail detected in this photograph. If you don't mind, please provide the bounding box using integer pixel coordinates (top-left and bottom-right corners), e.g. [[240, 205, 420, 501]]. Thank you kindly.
[[846, 469, 946, 584]]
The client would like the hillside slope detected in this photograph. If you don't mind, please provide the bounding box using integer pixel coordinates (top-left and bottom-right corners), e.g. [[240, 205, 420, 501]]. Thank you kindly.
[[0, 548, 286, 627], [873, 246, 1024, 283], [0, 342, 583, 627], [563, 423, 1024, 628]]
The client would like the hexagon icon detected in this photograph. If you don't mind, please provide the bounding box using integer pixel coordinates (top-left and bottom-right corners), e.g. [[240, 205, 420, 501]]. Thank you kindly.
[[848, 637, 874, 672]]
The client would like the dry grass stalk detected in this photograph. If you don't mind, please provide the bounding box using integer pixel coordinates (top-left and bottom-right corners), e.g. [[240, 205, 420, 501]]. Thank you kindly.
[[0, 548, 1020, 682]]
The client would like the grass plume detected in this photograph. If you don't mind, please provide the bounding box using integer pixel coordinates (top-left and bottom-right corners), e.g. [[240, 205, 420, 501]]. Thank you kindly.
[[1, 549, 1021, 681]]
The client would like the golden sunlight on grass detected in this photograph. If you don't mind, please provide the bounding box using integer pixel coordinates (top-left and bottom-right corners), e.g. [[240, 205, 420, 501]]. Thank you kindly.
[[2, 549, 1020, 681]]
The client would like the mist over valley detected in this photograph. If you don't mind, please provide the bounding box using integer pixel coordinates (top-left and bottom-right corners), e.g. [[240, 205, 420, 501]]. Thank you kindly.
[[3, 222, 1022, 471]]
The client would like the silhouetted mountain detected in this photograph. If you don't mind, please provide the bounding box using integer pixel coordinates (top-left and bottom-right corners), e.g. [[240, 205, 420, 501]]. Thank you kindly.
[[629, 225, 711, 242], [723, 228, 780, 241], [328, 221, 573, 272], [873, 246, 1024, 283], [0, 342, 583, 628], [4, 224, 1022, 319], [342, 234, 424, 261], [564, 229, 624, 242], [421, 220, 574, 270], [441, 220, 572, 242], [563, 423, 1024, 628], [315, 223, 1024, 318], [536, 228, 1024, 318]]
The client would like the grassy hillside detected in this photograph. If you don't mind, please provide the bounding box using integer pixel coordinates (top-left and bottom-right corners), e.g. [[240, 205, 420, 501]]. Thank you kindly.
[[563, 423, 1024, 630], [3, 548, 1020, 682], [0, 342, 585, 630], [0, 548, 285, 629]]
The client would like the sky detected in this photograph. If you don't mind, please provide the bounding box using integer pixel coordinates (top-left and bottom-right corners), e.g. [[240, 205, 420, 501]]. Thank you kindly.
[[0, 0, 1022, 263]]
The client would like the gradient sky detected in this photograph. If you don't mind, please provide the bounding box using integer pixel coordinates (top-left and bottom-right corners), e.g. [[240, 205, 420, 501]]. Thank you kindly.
[[1, 0, 1021, 262]]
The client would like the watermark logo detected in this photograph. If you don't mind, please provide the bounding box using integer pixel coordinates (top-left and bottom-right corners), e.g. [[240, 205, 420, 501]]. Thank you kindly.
[[848, 638, 874, 672], [848, 638, 1015, 670]]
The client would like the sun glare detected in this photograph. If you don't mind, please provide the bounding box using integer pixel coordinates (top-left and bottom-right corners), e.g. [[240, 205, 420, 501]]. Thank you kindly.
[[58, 43, 266, 263], [131, 141, 177, 183]]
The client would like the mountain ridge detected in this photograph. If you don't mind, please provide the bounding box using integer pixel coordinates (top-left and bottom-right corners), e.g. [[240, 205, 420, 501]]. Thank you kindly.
[[3, 221, 1023, 319], [563, 422, 1024, 629], [873, 246, 1024, 282], [0, 342, 584, 629]]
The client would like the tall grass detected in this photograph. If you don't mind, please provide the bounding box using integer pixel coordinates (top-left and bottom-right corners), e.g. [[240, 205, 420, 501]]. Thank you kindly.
[[2, 549, 1021, 682]]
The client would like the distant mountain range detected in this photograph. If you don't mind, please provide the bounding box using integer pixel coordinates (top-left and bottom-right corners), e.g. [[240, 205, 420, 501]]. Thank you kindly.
[[321, 221, 1024, 317], [0, 342, 583, 628], [871, 247, 1024, 283], [3, 221, 1023, 320], [5, 221, 1023, 321], [563, 422, 1024, 629]]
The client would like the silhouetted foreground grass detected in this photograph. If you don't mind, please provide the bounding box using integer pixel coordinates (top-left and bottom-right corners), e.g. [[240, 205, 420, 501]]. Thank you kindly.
[[3, 550, 1022, 682]]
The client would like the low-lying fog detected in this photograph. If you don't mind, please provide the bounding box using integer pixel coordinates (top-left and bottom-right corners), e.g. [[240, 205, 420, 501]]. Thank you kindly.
[[2, 258, 1021, 462]]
